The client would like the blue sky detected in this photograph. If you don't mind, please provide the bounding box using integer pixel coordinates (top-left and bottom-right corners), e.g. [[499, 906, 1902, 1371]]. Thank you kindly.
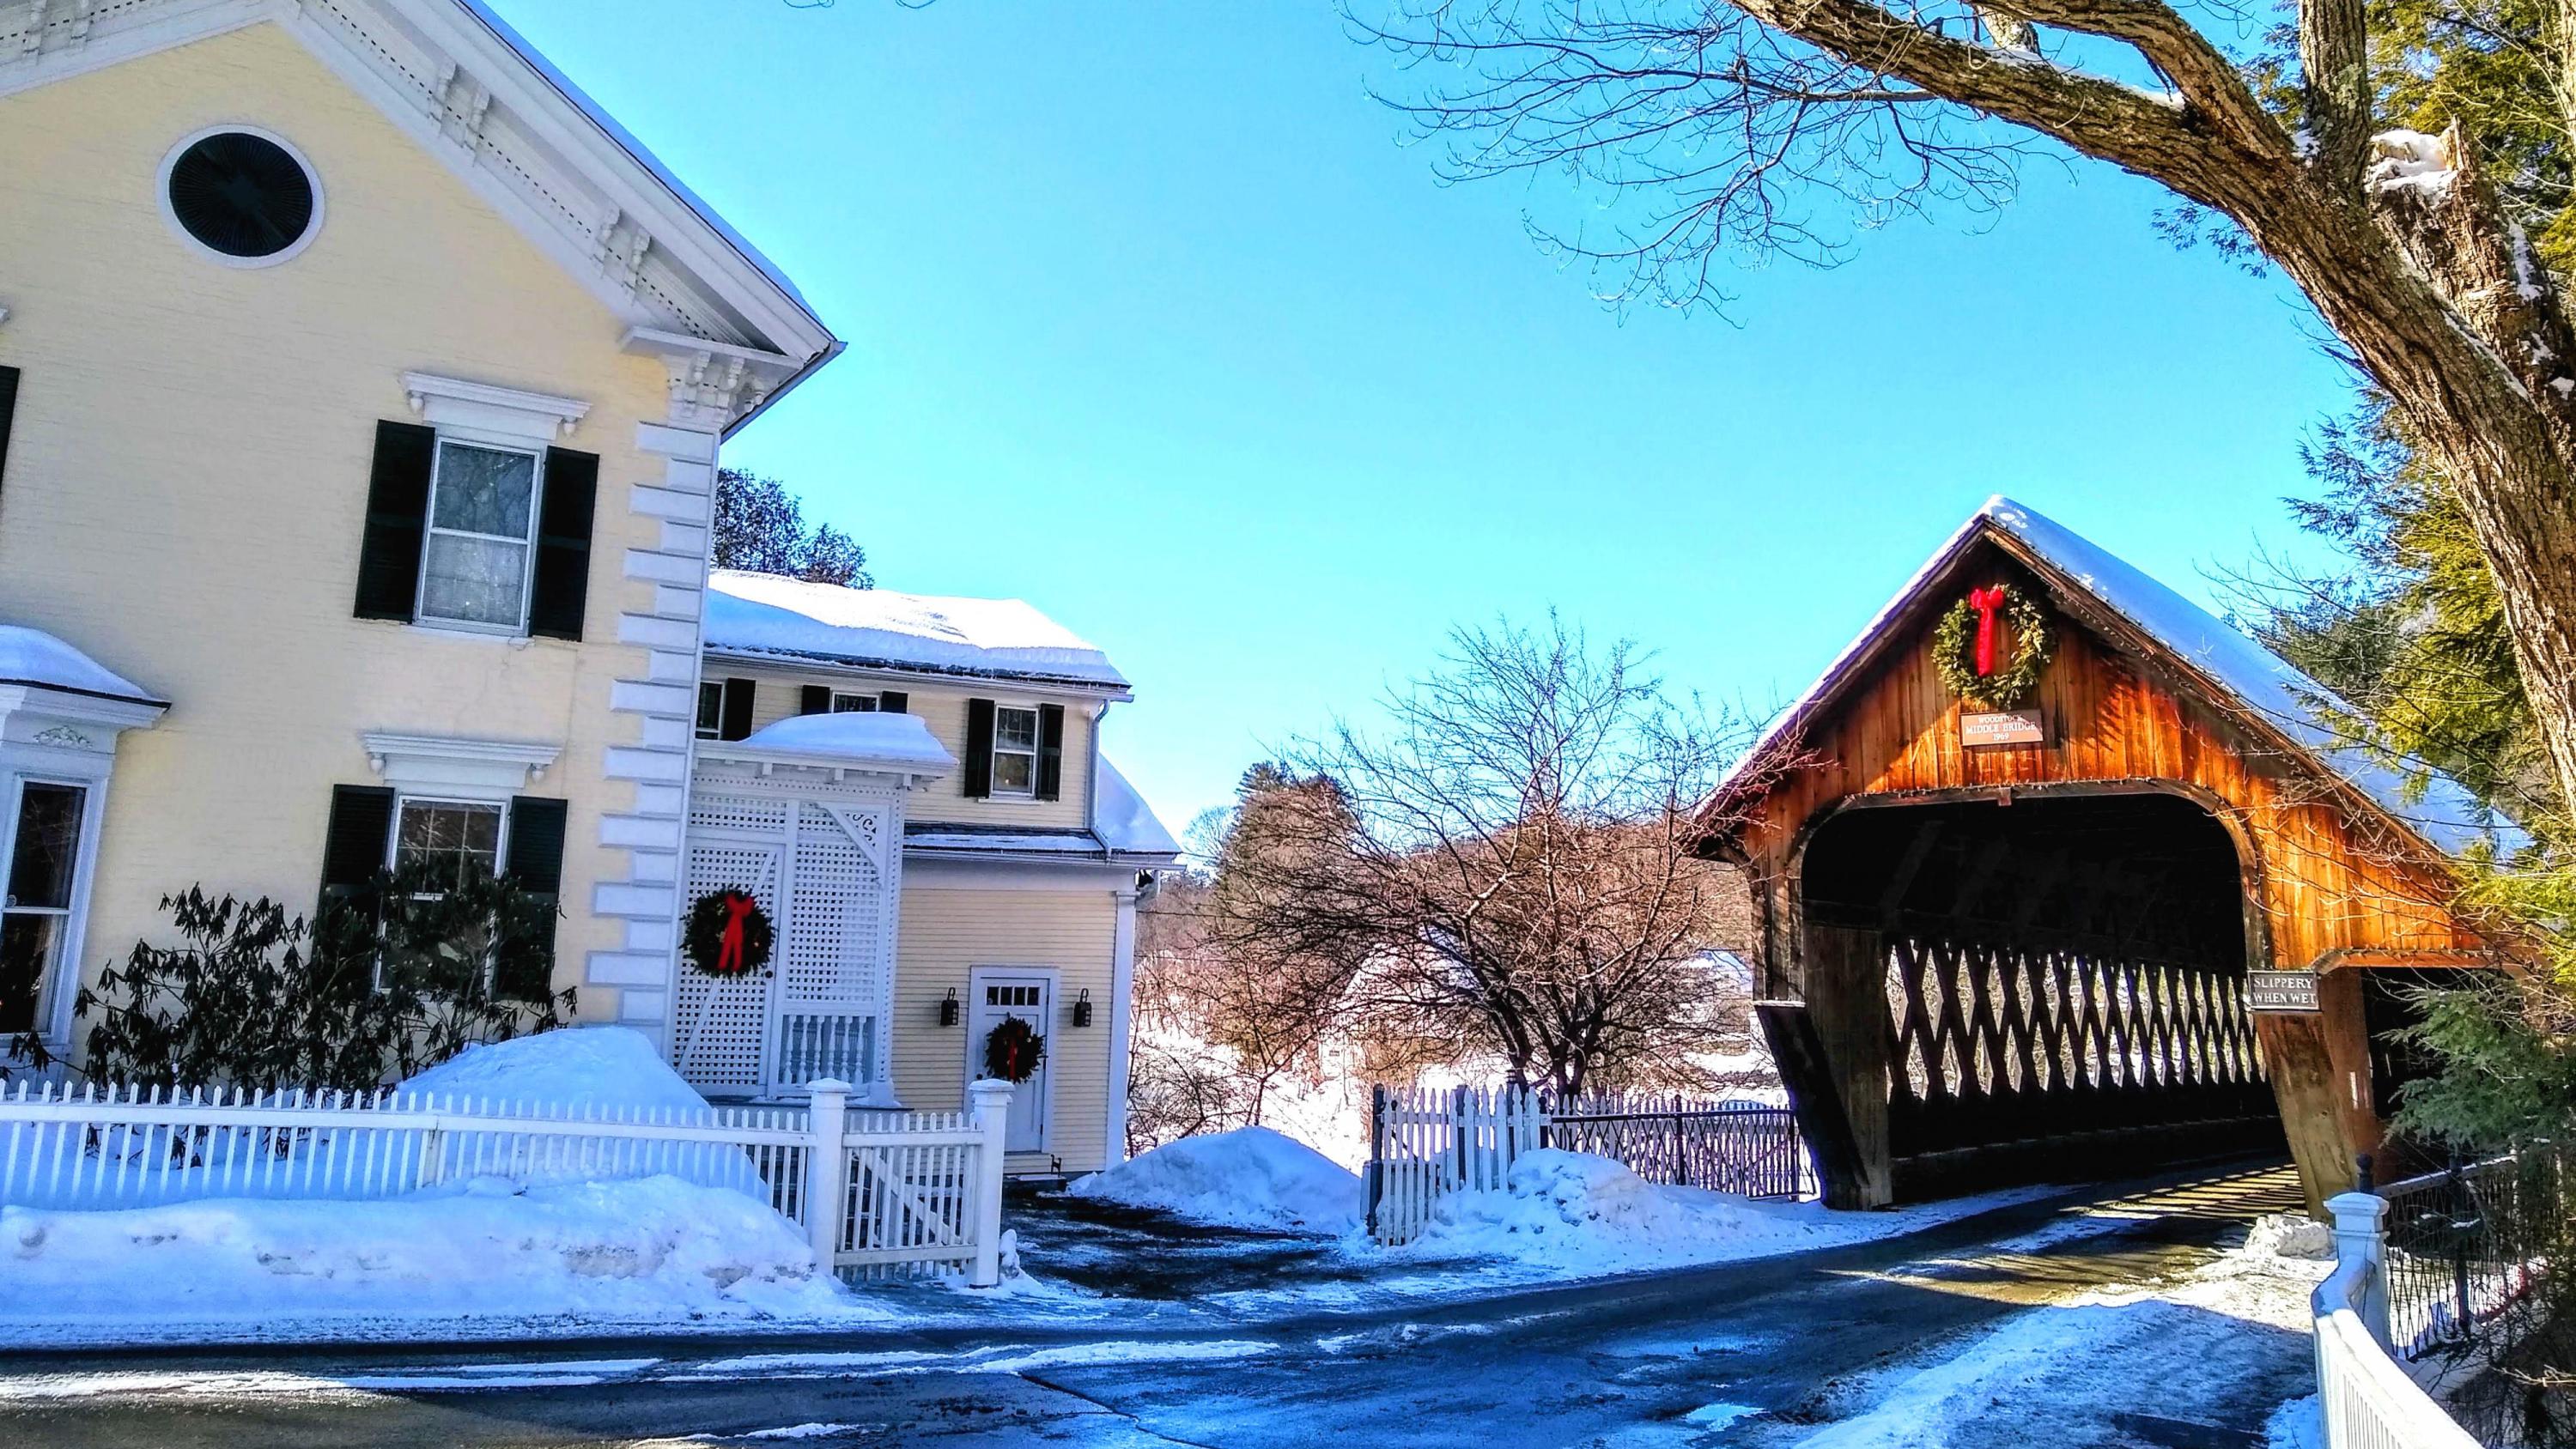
[[492, 0, 2353, 834]]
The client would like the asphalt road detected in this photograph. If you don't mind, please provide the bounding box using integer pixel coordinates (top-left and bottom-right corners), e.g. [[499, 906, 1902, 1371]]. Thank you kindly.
[[0, 1161, 2313, 1449]]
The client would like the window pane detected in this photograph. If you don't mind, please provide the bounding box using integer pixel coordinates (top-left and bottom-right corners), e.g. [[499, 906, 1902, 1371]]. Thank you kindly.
[[6, 783, 85, 910], [995, 709, 1038, 749], [422, 535, 528, 626], [432, 443, 536, 538], [993, 752, 1034, 793], [0, 913, 60, 1034], [396, 801, 502, 889], [696, 682, 724, 736], [831, 694, 878, 713]]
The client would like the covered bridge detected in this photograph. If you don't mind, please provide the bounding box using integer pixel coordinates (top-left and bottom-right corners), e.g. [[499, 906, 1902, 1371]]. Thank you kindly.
[[1698, 499, 2520, 1214]]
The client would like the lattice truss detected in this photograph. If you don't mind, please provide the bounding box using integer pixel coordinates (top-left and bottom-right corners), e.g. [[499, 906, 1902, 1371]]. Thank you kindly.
[[674, 794, 788, 1091], [1882, 930, 2270, 1157]]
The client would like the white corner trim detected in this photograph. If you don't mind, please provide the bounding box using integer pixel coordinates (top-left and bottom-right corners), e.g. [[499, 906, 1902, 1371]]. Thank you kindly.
[[361, 731, 562, 797], [402, 371, 591, 443]]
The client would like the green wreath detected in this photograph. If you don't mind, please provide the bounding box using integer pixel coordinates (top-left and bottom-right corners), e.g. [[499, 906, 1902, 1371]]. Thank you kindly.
[[982, 1016, 1047, 1083], [1932, 582, 2055, 711], [684, 888, 775, 979]]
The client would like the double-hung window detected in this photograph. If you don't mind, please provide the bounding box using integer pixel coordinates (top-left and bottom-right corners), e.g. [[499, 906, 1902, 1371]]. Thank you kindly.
[[696, 682, 726, 740], [393, 797, 505, 888], [990, 706, 1040, 797], [0, 780, 86, 1037], [416, 440, 542, 632]]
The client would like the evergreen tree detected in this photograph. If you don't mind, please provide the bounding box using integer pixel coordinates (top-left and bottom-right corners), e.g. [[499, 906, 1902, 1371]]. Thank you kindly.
[[712, 468, 870, 587]]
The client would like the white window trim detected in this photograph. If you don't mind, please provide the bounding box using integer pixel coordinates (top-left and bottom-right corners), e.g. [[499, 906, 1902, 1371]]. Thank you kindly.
[[402, 372, 589, 444], [830, 692, 878, 714], [156, 124, 326, 271], [989, 704, 1041, 800], [387, 795, 511, 876], [361, 732, 559, 801], [1, 775, 97, 1049], [413, 436, 546, 637], [0, 684, 163, 1053]]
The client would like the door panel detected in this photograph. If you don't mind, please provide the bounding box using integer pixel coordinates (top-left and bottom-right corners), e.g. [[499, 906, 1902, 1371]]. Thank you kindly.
[[969, 972, 1052, 1153]]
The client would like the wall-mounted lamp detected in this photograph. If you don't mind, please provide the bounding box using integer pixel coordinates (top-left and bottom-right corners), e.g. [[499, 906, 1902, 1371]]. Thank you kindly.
[[1072, 988, 1093, 1028], [939, 987, 960, 1028]]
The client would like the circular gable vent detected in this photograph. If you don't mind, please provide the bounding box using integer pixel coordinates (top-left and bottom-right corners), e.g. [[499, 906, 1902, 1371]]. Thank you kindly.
[[160, 129, 321, 265]]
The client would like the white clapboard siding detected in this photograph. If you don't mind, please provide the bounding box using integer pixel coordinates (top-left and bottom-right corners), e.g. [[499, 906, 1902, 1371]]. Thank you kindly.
[[0, 1076, 1020, 1285]]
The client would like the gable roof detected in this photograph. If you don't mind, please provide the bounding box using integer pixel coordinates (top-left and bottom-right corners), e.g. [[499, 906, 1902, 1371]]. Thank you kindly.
[[1710, 496, 2519, 860], [1, 0, 838, 430], [703, 572, 1131, 691]]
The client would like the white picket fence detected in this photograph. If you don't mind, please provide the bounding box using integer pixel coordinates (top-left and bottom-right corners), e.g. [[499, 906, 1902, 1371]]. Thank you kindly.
[[0, 1075, 1015, 1286], [1367, 1083, 1547, 1246], [2313, 1191, 2482, 1449]]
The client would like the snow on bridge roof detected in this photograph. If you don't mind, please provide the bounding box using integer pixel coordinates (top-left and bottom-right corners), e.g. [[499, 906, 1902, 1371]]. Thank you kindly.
[[1716, 496, 2520, 860]]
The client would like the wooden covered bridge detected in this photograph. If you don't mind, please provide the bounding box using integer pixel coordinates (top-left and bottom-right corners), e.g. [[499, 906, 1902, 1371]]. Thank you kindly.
[[1698, 499, 2520, 1214]]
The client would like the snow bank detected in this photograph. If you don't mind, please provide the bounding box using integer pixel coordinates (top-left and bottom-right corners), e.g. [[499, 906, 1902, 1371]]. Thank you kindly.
[[0, 1174, 875, 1337], [398, 1025, 708, 1117], [1071, 1126, 1364, 1233]]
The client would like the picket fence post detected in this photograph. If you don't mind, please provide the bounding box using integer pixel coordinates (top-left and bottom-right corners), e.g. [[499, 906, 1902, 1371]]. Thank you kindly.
[[967, 1078, 1013, 1288], [2327, 1190, 2392, 1350], [805, 1078, 851, 1273]]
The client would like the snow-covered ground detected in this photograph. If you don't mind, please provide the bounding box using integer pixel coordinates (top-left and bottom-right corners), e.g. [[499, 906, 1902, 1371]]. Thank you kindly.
[[1070, 1126, 1364, 1232]]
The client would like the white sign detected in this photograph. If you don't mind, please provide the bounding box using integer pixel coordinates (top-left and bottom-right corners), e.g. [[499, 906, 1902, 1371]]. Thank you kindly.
[[2246, 970, 2320, 1012]]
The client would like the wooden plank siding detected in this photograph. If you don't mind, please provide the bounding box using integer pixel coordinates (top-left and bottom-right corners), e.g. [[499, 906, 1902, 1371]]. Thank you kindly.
[[1727, 548, 2483, 990]]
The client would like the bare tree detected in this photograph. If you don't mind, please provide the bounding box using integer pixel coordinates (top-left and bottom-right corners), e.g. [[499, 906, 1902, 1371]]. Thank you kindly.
[[1352, 0, 2576, 822], [1211, 618, 1753, 1098]]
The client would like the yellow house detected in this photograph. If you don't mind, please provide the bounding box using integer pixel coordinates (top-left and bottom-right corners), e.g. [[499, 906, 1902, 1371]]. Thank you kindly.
[[686, 573, 1180, 1177], [0, 4, 840, 1069]]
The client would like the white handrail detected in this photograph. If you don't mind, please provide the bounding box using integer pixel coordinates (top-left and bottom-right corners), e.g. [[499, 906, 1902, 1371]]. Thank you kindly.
[[2314, 1191, 2482, 1449]]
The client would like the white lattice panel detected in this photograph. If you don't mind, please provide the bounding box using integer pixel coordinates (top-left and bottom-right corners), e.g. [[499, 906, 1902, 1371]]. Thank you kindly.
[[674, 797, 787, 1092], [783, 803, 888, 1009]]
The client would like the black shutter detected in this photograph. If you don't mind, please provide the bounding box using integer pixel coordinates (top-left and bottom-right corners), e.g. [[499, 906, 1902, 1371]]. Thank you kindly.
[[0, 367, 19, 506], [878, 691, 908, 714], [1036, 704, 1066, 801], [355, 421, 434, 621], [527, 447, 598, 641], [497, 797, 568, 1002], [319, 785, 396, 901], [720, 677, 756, 741], [963, 699, 995, 797], [800, 685, 830, 716]]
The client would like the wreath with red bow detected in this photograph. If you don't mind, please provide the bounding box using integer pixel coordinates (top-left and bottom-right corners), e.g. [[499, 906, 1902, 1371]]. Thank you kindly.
[[981, 1017, 1047, 1083], [684, 888, 775, 979], [1932, 581, 2054, 712]]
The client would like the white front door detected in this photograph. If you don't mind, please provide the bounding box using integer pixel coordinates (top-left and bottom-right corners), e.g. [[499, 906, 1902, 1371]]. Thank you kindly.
[[968, 969, 1053, 1154]]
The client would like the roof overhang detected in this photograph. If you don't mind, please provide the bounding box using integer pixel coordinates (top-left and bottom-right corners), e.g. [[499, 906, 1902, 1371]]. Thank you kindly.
[[702, 646, 1137, 702], [0, 0, 840, 431]]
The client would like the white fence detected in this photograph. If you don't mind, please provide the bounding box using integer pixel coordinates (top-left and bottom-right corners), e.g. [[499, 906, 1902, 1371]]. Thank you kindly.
[[0, 1075, 1014, 1286], [1364, 1083, 1809, 1246], [2313, 1191, 2482, 1449]]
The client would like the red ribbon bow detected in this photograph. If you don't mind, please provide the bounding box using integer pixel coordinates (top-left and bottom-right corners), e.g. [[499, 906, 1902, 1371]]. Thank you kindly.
[[1967, 586, 2008, 677], [718, 893, 754, 975]]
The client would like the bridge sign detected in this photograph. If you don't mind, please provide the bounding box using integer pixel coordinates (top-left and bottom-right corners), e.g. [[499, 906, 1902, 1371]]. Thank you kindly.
[[2246, 970, 2321, 1013]]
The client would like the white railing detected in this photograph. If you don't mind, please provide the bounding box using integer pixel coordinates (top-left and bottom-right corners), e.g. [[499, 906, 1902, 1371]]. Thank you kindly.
[[2314, 1191, 2482, 1449], [0, 1074, 1015, 1287]]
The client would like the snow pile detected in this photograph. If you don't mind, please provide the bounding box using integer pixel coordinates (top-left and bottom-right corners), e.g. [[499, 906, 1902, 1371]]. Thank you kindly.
[[2366, 129, 2458, 197], [2245, 1211, 2336, 1261], [0, 1174, 879, 1340], [399, 1026, 711, 1117], [1411, 1150, 1789, 1271], [1071, 1127, 1364, 1233], [0, 623, 160, 702], [733, 711, 955, 771], [705, 573, 1127, 686]]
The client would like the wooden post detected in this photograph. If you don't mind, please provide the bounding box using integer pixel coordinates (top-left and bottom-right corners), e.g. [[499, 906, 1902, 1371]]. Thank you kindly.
[[967, 1078, 1012, 1288], [805, 1077, 850, 1274], [1759, 1002, 1878, 1210]]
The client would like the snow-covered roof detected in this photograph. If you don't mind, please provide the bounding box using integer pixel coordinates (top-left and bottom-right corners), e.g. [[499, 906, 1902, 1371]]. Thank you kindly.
[[1097, 757, 1183, 857], [0, 626, 162, 706], [703, 573, 1130, 689], [728, 711, 954, 773], [1716, 496, 2518, 860]]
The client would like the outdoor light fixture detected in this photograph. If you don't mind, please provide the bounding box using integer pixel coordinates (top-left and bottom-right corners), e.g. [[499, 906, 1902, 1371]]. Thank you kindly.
[[939, 987, 960, 1028], [1072, 989, 1093, 1028]]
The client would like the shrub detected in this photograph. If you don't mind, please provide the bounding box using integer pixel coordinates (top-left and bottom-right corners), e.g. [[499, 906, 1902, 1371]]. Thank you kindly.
[[38, 861, 574, 1092]]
